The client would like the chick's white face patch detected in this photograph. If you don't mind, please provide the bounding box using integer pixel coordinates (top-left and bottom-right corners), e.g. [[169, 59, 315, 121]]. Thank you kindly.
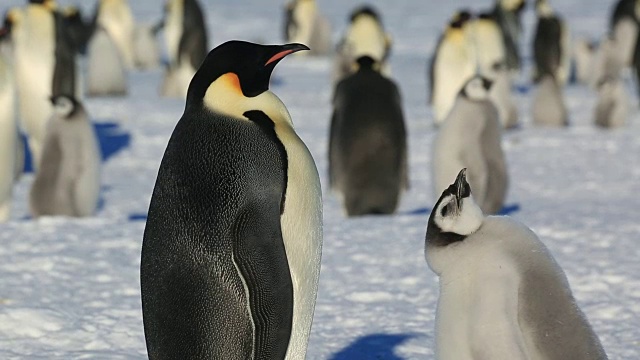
[[434, 195, 484, 236]]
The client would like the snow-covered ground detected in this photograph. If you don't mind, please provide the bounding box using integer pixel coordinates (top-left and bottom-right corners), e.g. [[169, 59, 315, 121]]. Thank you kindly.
[[1, 0, 639, 359]]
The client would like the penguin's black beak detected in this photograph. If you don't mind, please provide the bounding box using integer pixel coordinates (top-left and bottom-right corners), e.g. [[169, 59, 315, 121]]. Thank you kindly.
[[454, 168, 469, 207], [265, 43, 309, 66]]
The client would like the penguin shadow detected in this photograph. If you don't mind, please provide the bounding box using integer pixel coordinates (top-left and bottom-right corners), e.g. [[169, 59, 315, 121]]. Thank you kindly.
[[21, 121, 131, 173], [402, 203, 520, 216], [329, 333, 415, 360]]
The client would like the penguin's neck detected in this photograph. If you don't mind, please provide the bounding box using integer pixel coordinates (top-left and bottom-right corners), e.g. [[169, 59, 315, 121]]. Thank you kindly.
[[203, 73, 294, 128]]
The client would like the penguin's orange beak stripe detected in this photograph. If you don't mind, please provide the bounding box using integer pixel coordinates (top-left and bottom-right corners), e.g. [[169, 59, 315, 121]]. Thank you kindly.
[[265, 50, 294, 66]]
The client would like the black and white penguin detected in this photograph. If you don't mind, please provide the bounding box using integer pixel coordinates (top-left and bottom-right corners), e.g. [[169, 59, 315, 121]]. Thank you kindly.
[[141, 41, 322, 359], [0, 43, 17, 222], [2, 0, 78, 171], [432, 76, 508, 215], [329, 56, 407, 216], [93, 0, 135, 69], [283, 0, 332, 56], [29, 95, 101, 218], [86, 26, 127, 97], [60, 6, 93, 55], [532, 73, 568, 127], [425, 169, 609, 360], [159, 0, 208, 98], [594, 76, 629, 128], [429, 10, 476, 126], [533, 0, 571, 85], [489, 0, 526, 72], [132, 23, 160, 70], [333, 5, 392, 83]]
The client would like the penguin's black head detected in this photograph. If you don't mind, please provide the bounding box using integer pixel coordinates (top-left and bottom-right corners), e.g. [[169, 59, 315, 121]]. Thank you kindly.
[[450, 9, 473, 28], [187, 40, 309, 106], [426, 169, 484, 248], [349, 5, 381, 23], [51, 95, 81, 119]]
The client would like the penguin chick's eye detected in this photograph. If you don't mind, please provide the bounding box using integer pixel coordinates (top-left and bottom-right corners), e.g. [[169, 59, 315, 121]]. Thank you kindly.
[[441, 203, 451, 217]]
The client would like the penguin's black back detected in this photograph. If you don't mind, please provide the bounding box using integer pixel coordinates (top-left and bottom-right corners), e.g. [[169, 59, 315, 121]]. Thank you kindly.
[[179, 0, 208, 69], [611, 0, 638, 29], [52, 11, 77, 97], [533, 16, 562, 81], [141, 108, 293, 359]]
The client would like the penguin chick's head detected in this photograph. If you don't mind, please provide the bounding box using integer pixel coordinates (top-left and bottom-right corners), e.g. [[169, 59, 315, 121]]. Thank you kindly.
[[349, 5, 381, 23], [51, 95, 80, 119], [426, 169, 484, 248], [461, 76, 493, 101], [187, 41, 309, 106]]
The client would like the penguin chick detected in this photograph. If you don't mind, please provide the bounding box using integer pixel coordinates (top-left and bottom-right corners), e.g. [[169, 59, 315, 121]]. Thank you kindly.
[[532, 74, 569, 127], [594, 76, 629, 128], [425, 168, 608, 360]]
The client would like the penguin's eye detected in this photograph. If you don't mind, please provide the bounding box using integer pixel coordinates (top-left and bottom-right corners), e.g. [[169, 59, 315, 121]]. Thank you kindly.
[[441, 203, 451, 217]]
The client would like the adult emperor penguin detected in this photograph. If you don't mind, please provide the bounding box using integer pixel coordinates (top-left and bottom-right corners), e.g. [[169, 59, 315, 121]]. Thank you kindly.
[[429, 10, 476, 126], [425, 169, 609, 360], [468, 13, 505, 78], [333, 5, 392, 83], [141, 41, 322, 359], [329, 56, 407, 216], [2, 0, 77, 171], [594, 76, 629, 128], [432, 76, 508, 215], [533, 0, 571, 86], [283, 0, 332, 56], [532, 74, 569, 127], [490, 0, 526, 72], [30, 95, 101, 218], [93, 0, 135, 69], [86, 26, 127, 97], [132, 23, 160, 70], [159, 0, 208, 98], [0, 44, 17, 222]]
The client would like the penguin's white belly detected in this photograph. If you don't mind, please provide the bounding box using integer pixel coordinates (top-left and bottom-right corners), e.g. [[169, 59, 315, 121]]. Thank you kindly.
[[133, 24, 160, 69], [72, 126, 101, 217], [433, 43, 475, 124], [87, 29, 127, 96], [164, 1, 183, 65], [0, 70, 16, 222], [160, 60, 194, 98], [98, 3, 135, 69]]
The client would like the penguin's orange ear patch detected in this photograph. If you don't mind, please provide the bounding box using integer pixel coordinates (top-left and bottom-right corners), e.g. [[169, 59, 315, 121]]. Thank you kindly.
[[266, 50, 295, 66], [218, 73, 242, 93]]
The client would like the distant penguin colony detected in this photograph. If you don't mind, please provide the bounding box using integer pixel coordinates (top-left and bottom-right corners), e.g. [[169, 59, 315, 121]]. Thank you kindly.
[[30, 95, 101, 218], [284, 0, 332, 56], [425, 169, 608, 360], [141, 41, 322, 359], [329, 56, 407, 216], [532, 73, 569, 127], [533, 0, 570, 85], [159, 0, 208, 98], [333, 5, 391, 82], [86, 26, 127, 96], [433, 76, 508, 215]]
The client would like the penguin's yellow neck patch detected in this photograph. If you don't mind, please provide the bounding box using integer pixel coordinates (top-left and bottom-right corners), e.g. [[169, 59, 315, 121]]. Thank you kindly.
[[203, 72, 294, 128]]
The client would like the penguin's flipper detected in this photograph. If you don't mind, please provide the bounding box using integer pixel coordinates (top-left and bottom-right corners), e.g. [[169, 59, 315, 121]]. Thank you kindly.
[[232, 207, 294, 359]]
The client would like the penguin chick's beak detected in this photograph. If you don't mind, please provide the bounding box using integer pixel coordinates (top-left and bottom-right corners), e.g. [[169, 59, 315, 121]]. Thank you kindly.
[[482, 78, 493, 91], [454, 168, 469, 207], [265, 43, 309, 66]]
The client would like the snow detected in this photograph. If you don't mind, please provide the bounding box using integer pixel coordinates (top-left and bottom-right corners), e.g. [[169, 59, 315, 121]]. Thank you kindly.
[[1, 0, 639, 359]]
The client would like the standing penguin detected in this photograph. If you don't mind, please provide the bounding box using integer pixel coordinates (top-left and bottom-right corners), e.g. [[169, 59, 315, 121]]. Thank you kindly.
[[329, 56, 407, 216], [533, 0, 571, 85], [433, 76, 508, 215], [132, 23, 160, 70], [532, 74, 568, 127], [425, 169, 608, 360], [86, 26, 127, 97], [0, 45, 18, 222], [429, 10, 476, 126], [333, 5, 392, 83], [93, 0, 135, 69], [141, 41, 322, 359], [159, 0, 208, 98], [594, 76, 629, 128], [30, 95, 101, 218], [283, 0, 332, 56], [468, 13, 506, 78], [490, 0, 525, 72], [2, 1, 77, 171]]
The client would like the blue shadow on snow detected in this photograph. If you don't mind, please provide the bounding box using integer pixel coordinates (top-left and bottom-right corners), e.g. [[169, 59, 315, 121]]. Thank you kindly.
[[22, 121, 131, 173], [329, 333, 415, 360], [402, 203, 520, 216]]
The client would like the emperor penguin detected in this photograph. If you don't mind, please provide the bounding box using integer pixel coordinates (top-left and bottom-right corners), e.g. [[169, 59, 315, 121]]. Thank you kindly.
[[329, 56, 407, 217], [141, 41, 323, 359], [2, 1, 78, 171], [0, 44, 18, 222], [333, 5, 392, 83], [490, 0, 526, 72], [132, 23, 160, 70], [283, 0, 332, 56], [573, 38, 597, 85], [86, 26, 127, 97], [594, 76, 629, 128], [159, 0, 208, 98], [429, 10, 476, 126], [93, 0, 135, 69], [489, 64, 519, 129], [532, 74, 569, 127], [30, 95, 101, 218], [590, 36, 626, 89], [425, 168, 609, 360], [432, 76, 508, 215], [533, 0, 571, 86]]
